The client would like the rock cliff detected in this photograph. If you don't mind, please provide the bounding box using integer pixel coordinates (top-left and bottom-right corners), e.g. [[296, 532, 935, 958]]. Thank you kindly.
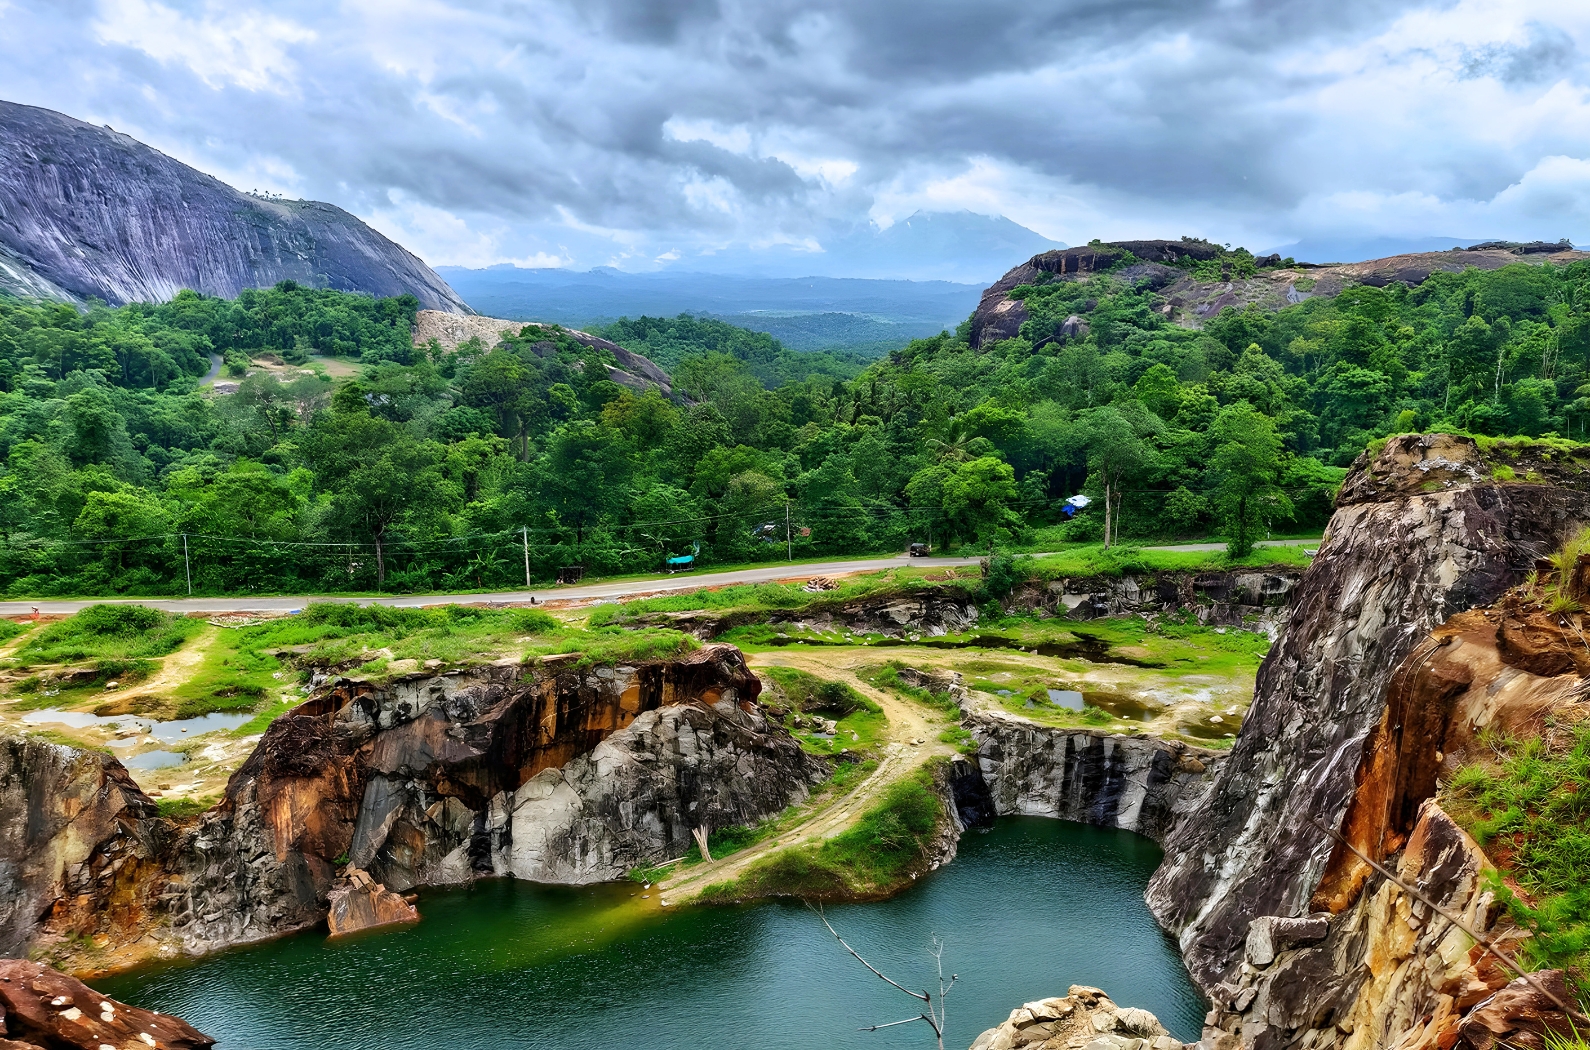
[[1140, 434, 1590, 1048], [8, 645, 823, 966], [970, 244, 1590, 349], [0, 100, 468, 312], [0, 959, 213, 1049]]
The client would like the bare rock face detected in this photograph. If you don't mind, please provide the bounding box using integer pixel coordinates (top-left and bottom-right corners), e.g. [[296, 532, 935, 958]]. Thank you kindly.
[[969, 985, 1185, 1050], [969, 244, 1590, 350], [412, 310, 674, 397], [965, 710, 1224, 843], [0, 100, 468, 311], [1146, 435, 1590, 994], [509, 695, 822, 882], [0, 738, 166, 958], [0, 958, 213, 1049], [325, 868, 419, 937]]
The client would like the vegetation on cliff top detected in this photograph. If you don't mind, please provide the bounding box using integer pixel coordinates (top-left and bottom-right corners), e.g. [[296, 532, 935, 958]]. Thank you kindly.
[[697, 759, 949, 902], [1449, 722, 1590, 997]]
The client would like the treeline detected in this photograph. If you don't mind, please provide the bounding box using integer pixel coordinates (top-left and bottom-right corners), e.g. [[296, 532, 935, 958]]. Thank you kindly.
[[0, 258, 1585, 596]]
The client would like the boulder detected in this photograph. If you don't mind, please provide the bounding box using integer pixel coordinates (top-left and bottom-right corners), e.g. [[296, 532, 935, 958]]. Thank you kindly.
[[325, 867, 419, 937], [969, 985, 1183, 1050], [1449, 970, 1581, 1050], [0, 958, 213, 1049]]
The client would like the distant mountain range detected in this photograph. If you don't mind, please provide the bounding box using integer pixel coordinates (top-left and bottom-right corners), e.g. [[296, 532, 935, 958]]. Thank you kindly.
[[0, 100, 467, 311], [439, 266, 986, 355], [661, 210, 1067, 283]]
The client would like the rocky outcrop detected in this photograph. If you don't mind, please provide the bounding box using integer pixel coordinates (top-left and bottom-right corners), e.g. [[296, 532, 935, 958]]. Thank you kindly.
[[0, 959, 213, 1049], [509, 696, 820, 882], [1146, 435, 1590, 993], [633, 569, 1302, 644], [965, 710, 1224, 843], [10, 645, 823, 966], [970, 245, 1590, 349], [0, 100, 467, 311], [901, 667, 1223, 842], [412, 310, 674, 397], [969, 985, 1186, 1050], [1127, 433, 1590, 1050], [0, 739, 167, 959], [325, 867, 419, 937]]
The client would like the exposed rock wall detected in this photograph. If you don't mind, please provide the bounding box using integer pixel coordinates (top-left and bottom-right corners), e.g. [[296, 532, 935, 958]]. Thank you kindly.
[[0, 739, 166, 958], [0, 100, 468, 311], [1147, 435, 1590, 992], [966, 709, 1224, 843], [9, 645, 823, 965], [970, 244, 1590, 349]]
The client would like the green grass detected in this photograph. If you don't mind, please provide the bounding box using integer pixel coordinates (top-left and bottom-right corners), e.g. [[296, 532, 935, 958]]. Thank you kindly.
[[1447, 724, 1590, 998], [760, 666, 887, 755], [1025, 543, 1314, 578], [215, 602, 697, 681], [0, 619, 27, 645], [16, 605, 201, 663], [698, 760, 948, 902], [155, 796, 215, 819], [587, 570, 946, 628]]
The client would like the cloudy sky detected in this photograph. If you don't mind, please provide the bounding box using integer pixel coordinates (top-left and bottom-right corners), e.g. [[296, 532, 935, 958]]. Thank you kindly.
[[1, 0, 1588, 277]]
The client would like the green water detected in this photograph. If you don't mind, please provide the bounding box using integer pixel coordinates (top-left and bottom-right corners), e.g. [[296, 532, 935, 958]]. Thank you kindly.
[[100, 819, 1205, 1049]]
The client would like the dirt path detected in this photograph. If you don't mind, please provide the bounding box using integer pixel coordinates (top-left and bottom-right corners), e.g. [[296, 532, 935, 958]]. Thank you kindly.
[[116, 625, 218, 712], [658, 649, 955, 904]]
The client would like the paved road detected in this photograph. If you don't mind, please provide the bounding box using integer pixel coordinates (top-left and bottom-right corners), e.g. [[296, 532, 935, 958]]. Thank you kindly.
[[0, 538, 1320, 616], [0, 555, 982, 615]]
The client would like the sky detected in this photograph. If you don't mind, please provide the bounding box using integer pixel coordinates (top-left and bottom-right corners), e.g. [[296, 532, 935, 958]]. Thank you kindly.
[[2, 0, 1589, 278]]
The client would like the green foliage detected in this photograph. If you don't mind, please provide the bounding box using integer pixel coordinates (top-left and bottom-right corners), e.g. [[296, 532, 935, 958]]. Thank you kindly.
[[155, 796, 214, 820], [17, 604, 197, 661], [699, 761, 947, 900], [1449, 725, 1590, 997], [11, 260, 1590, 597]]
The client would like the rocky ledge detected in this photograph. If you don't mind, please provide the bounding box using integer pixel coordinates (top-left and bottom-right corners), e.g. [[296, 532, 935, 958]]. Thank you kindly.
[[0, 959, 213, 1049], [5, 644, 826, 967], [970, 985, 1187, 1050]]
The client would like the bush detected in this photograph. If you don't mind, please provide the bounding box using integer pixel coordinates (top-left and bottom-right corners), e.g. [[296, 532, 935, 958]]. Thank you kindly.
[[18, 605, 197, 662]]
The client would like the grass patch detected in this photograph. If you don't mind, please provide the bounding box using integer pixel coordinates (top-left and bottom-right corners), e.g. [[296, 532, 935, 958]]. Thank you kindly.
[[1026, 543, 1314, 578], [760, 667, 887, 756], [1447, 723, 1590, 998], [698, 760, 948, 902], [0, 619, 28, 645], [155, 796, 215, 820], [16, 605, 201, 663]]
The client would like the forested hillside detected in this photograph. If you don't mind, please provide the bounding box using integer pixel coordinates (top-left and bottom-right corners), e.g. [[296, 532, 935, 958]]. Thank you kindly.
[[2, 256, 1588, 597]]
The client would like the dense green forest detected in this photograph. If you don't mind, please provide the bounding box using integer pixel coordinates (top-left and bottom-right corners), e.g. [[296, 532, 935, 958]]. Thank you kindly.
[[2, 257, 1589, 597]]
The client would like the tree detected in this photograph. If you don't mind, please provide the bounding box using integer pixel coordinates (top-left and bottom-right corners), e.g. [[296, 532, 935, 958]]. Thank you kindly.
[[814, 905, 957, 1050], [1081, 406, 1152, 548], [1208, 402, 1292, 557]]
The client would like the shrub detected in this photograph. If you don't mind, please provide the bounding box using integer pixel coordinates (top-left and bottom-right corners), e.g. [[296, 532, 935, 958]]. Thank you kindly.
[[18, 605, 197, 661]]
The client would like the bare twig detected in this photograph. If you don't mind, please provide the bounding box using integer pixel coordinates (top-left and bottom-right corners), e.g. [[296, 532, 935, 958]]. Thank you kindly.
[[1309, 817, 1588, 1022], [811, 902, 954, 1049]]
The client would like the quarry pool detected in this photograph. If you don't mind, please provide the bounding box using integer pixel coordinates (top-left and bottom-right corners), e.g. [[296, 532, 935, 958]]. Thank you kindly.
[[98, 819, 1205, 1050]]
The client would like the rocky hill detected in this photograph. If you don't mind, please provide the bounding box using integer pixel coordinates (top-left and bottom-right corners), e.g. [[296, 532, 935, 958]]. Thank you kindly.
[[971, 238, 1590, 348], [0, 100, 468, 312]]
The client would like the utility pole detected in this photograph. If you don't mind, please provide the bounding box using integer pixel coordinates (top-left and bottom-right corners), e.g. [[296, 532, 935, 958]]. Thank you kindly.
[[522, 526, 531, 588], [182, 533, 192, 596], [785, 501, 792, 561]]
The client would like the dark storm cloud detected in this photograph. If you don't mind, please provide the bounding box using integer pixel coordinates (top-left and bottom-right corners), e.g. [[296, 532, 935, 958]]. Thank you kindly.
[[0, 0, 1587, 270]]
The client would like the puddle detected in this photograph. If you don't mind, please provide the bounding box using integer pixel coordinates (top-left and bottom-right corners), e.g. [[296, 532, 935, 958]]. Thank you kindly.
[[149, 712, 251, 742], [1088, 694, 1165, 721], [1178, 715, 1242, 740], [1047, 689, 1084, 711], [20, 708, 251, 743], [122, 750, 186, 770]]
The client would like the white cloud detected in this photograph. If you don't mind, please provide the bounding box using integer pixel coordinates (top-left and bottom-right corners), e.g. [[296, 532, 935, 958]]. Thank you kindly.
[[92, 0, 315, 94]]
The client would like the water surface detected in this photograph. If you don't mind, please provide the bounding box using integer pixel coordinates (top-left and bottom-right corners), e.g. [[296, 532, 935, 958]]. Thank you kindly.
[[100, 819, 1204, 1049]]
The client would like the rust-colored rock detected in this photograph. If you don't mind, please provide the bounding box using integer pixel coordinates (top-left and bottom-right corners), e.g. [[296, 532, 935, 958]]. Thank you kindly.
[[325, 867, 419, 937], [1446, 970, 1580, 1050], [0, 958, 213, 1049]]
